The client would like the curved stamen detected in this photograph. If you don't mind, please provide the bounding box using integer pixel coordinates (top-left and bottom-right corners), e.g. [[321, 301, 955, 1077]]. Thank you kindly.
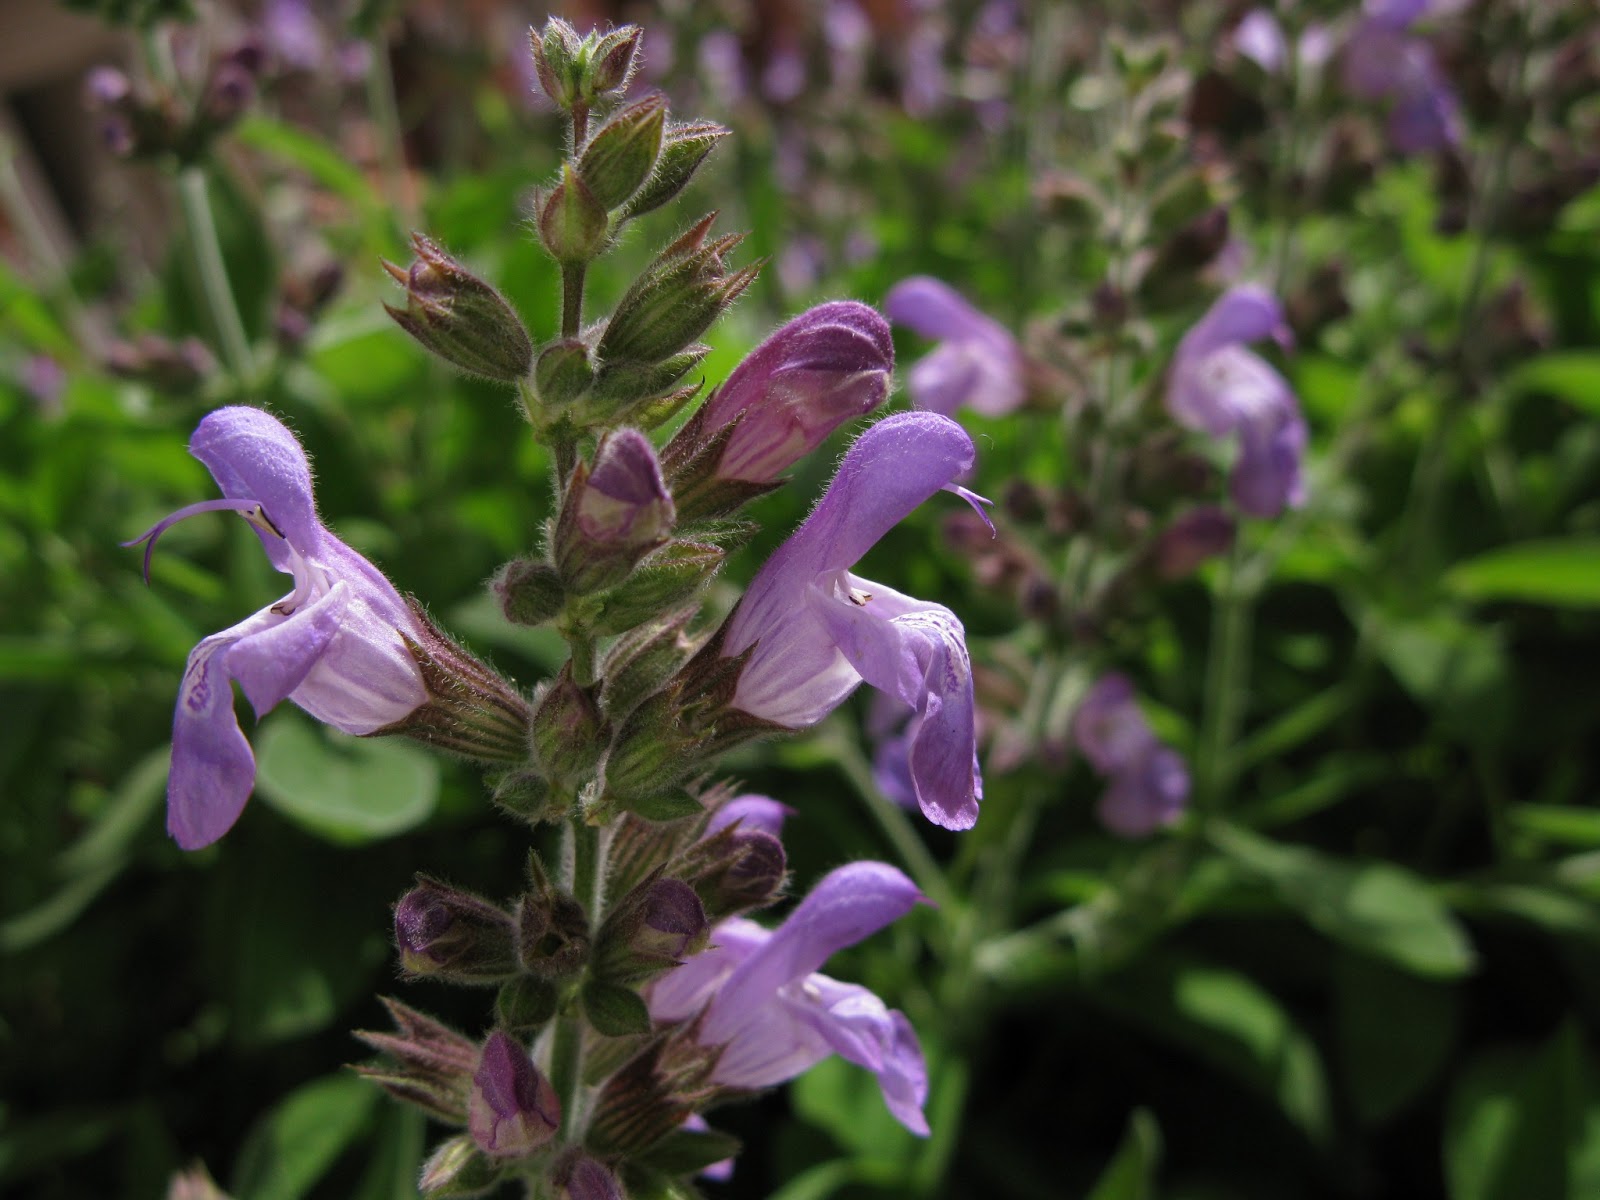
[[123, 498, 285, 584], [943, 483, 995, 536]]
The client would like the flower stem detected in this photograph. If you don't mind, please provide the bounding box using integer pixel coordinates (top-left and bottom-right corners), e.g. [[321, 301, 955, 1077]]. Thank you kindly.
[[1195, 535, 1255, 811], [550, 818, 602, 1143], [560, 264, 585, 338], [175, 167, 255, 380], [364, 29, 415, 230]]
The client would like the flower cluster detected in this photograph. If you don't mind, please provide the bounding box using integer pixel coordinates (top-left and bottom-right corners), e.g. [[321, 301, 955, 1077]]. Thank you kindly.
[[1073, 675, 1191, 838]]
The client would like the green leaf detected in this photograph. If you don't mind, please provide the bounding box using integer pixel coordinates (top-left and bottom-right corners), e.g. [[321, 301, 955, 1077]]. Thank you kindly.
[[791, 1053, 919, 1163], [1363, 609, 1511, 740], [1086, 1109, 1162, 1200], [1099, 960, 1330, 1143], [232, 1074, 378, 1200], [581, 980, 652, 1037], [352, 1105, 425, 1200], [1211, 824, 1476, 979], [1509, 805, 1600, 849], [253, 712, 439, 844], [1445, 539, 1600, 609], [1508, 353, 1600, 417], [634, 1127, 742, 1176], [1336, 950, 1460, 1124], [1444, 1024, 1600, 1200], [764, 1160, 859, 1200]]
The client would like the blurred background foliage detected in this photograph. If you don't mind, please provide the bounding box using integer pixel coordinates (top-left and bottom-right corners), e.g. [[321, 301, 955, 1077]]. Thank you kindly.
[[2, 0, 1599, 1197]]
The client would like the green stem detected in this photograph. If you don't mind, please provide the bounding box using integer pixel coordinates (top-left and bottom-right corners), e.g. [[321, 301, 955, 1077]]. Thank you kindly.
[[176, 166, 254, 380], [364, 29, 414, 229], [1195, 536, 1256, 811], [560, 263, 585, 338], [550, 818, 602, 1143]]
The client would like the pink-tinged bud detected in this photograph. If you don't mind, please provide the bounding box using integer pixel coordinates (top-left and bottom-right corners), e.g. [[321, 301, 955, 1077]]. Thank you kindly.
[[554, 430, 676, 594], [353, 997, 478, 1123], [1153, 506, 1235, 579], [555, 1156, 626, 1200], [468, 1032, 561, 1159], [394, 879, 519, 983], [383, 234, 533, 382], [584, 26, 643, 98], [663, 301, 893, 521], [594, 877, 710, 986]]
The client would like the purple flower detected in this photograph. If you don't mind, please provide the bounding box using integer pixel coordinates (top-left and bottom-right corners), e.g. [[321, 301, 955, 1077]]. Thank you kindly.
[[692, 301, 894, 485], [126, 407, 429, 849], [648, 862, 930, 1134], [1073, 674, 1189, 838], [468, 1031, 561, 1158], [1341, 0, 1461, 154], [885, 277, 1026, 417], [557, 1157, 625, 1200], [721, 412, 987, 830], [706, 793, 792, 839], [1167, 286, 1306, 519]]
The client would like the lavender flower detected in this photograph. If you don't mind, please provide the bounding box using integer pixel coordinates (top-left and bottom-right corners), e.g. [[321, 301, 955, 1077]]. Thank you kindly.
[[1074, 674, 1189, 838], [1341, 0, 1461, 154], [720, 412, 987, 830], [648, 862, 930, 1134], [468, 1031, 561, 1158], [885, 276, 1026, 417], [125, 407, 430, 849], [1166, 286, 1306, 519]]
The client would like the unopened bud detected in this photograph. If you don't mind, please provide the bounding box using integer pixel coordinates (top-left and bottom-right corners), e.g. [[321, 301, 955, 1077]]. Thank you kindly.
[[555, 430, 675, 594], [585, 26, 643, 99], [494, 558, 566, 627], [539, 163, 609, 266], [599, 215, 759, 366], [587, 346, 709, 426], [555, 1156, 626, 1200], [468, 1032, 561, 1159], [394, 879, 519, 983], [491, 769, 557, 825], [592, 541, 722, 636], [353, 997, 478, 1123], [531, 664, 610, 786], [383, 234, 533, 382], [1153, 506, 1235, 579], [579, 94, 666, 211], [532, 338, 595, 416], [621, 121, 730, 221], [420, 1135, 502, 1198], [594, 876, 709, 986], [198, 55, 256, 130], [599, 612, 696, 720], [530, 19, 584, 110], [681, 827, 787, 920], [516, 862, 591, 980]]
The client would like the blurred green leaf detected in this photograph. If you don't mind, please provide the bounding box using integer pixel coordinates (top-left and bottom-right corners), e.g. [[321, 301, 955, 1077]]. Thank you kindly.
[[233, 116, 396, 246], [1363, 609, 1511, 740], [232, 1073, 377, 1200], [351, 1105, 424, 1200], [1508, 353, 1600, 416], [253, 712, 439, 844], [791, 1054, 919, 1166], [1445, 539, 1600, 609], [765, 1160, 859, 1200], [1211, 824, 1476, 979], [1336, 950, 1460, 1124], [1509, 805, 1600, 849], [1085, 1109, 1162, 1200], [1444, 1024, 1600, 1200]]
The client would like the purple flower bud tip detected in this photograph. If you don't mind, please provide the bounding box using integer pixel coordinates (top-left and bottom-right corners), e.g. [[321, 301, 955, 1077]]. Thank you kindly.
[[561, 1157, 625, 1200], [1167, 286, 1306, 519], [469, 1031, 561, 1158], [643, 879, 710, 957], [722, 412, 983, 830], [886, 276, 1025, 418], [84, 65, 131, 108], [1155, 506, 1235, 579], [581, 430, 674, 544], [125, 407, 429, 850], [700, 301, 894, 484], [394, 891, 452, 962]]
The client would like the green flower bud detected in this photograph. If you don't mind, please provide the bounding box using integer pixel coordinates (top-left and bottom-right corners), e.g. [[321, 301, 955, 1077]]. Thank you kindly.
[[579, 94, 666, 211], [532, 338, 595, 415], [420, 1134, 503, 1197], [583, 26, 642, 99], [621, 121, 729, 222], [493, 558, 566, 628], [592, 541, 722, 636], [538, 163, 610, 266], [529, 18, 584, 110], [531, 664, 611, 788], [383, 234, 533, 382]]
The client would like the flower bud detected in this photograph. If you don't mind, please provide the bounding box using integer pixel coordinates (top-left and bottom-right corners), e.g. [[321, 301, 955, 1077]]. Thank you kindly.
[[599, 612, 696, 720], [496, 976, 561, 1033], [554, 431, 675, 595], [591, 541, 723, 636], [354, 997, 478, 1123], [491, 769, 557, 825], [586, 345, 709, 428], [493, 558, 566, 627], [1152, 506, 1235, 579], [621, 121, 729, 221], [167, 1166, 229, 1200], [599, 215, 760, 367], [679, 826, 788, 920], [529, 19, 584, 110], [383, 234, 533, 382], [531, 664, 610, 788], [538, 163, 610, 266], [663, 301, 891, 522], [554, 1156, 626, 1200], [394, 879, 519, 984], [516, 862, 591, 980], [581, 979, 654, 1037], [594, 876, 709, 986], [468, 1032, 561, 1159], [419, 1135, 502, 1198], [584, 26, 643, 99], [579, 94, 666, 211], [532, 338, 595, 416]]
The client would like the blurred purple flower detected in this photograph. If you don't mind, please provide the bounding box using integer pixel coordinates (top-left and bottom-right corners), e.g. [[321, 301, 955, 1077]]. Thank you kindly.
[[698, 30, 749, 107], [1074, 674, 1189, 837], [22, 355, 65, 412], [886, 276, 1026, 417], [125, 407, 428, 849], [722, 412, 988, 830], [1341, 0, 1461, 153], [706, 793, 792, 838], [1167, 286, 1306, 518], [648, 862, 930, 1134]]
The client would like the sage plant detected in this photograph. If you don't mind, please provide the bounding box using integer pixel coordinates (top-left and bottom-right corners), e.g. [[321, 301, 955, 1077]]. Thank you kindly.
[[131, 19, 981, 1197]]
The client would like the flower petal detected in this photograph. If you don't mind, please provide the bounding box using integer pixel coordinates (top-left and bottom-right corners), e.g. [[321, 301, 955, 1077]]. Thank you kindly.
[[707, 794, 792, 838], [1175, 285, 1291, 368], [647, 918, 766, 1022], [885, 276, 1000, 344], [703, 862, 922, 1043], [797, 976, 930, 1135], [225, 581, 351, 718], [189, 406, 324, 570]]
